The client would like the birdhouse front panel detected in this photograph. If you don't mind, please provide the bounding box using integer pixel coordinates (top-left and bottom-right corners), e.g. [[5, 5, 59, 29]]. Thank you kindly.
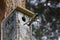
[[1, 11, 17, 40], [1, 9, 31, 40], [15, 10, 31, 40]]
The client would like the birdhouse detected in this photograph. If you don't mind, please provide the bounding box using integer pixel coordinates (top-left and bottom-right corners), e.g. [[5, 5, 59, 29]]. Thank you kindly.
[[1, 6, 35, 40]]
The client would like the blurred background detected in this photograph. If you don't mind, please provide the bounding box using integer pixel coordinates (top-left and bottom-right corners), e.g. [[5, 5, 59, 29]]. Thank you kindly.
[[26, 0, 60, 40]]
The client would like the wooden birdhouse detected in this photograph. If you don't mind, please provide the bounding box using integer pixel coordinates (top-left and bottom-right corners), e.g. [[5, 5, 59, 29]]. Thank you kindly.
[[1, 6, 35, 40]]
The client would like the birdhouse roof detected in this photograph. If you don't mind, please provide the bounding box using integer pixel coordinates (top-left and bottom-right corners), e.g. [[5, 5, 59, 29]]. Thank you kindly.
[[1, 6, 35, 24], [16, 6, 35, 17], [6, 6, 35, 18]]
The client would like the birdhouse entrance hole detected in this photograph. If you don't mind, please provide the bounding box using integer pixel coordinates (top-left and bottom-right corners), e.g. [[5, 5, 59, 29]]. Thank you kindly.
[[22, 16, 26, 22]]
